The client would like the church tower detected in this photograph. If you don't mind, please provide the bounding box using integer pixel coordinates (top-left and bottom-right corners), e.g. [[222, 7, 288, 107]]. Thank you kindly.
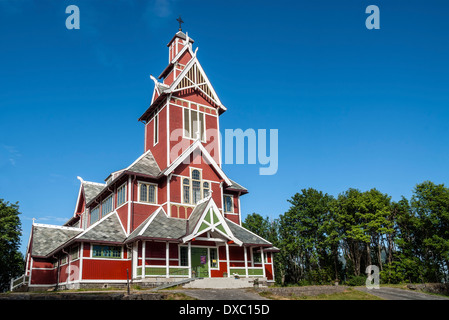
[[20, 24, 277, 292]]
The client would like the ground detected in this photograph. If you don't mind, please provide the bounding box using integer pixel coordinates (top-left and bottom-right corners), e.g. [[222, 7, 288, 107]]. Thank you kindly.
[[2, 284, 449, 300]]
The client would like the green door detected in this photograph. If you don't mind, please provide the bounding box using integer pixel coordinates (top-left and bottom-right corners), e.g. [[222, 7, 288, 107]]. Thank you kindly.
[[191, 247, 209, 278]]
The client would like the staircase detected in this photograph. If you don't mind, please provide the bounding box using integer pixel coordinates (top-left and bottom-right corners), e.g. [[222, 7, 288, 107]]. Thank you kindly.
[[183, 277, 267, 289]]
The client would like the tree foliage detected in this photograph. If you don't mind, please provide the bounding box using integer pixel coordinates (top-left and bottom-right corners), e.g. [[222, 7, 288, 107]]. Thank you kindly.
[[0, 199, 24, 292], [243, 181, 449, 286]]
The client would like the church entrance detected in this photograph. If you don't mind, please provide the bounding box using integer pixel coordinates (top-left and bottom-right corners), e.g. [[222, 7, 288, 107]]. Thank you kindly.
[[191, 247, 209, 278]]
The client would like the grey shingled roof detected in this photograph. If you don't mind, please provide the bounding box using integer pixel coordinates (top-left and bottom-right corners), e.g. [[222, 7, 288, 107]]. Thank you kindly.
[[31, 224, 82, 257], [225, 219, 272, 246], [143, 211, 186, 239], [127, 209, 187, 241], [227, 179, 247, 192], [127, 150, 161, 177], [76, 213, 127, 243], [187, 199, 210, 234], [83, 182, 106, 204]]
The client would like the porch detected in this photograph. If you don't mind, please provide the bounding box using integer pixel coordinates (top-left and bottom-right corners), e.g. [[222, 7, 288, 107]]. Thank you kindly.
[[131, 240, 270, 281]]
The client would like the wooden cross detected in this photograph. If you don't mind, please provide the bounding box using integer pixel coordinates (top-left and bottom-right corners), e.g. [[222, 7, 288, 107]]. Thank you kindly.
[[176, 16, 184, 31]]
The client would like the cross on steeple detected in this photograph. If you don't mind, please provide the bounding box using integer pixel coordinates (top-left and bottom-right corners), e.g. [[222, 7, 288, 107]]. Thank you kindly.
[[176, 16, 184, 31]]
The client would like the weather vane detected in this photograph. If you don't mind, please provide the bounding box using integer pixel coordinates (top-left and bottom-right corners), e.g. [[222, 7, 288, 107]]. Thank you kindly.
[[176, 15, 184, 31]]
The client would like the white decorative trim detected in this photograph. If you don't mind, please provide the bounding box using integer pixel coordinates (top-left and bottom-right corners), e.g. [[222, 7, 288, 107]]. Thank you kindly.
[[163, 139, 232, 186]]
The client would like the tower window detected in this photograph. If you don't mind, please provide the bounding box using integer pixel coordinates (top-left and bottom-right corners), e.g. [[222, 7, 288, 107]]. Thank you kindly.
[[183, 178, 190, 204], [153, 113, 159, 145], [223, 195, 233, 213], [183, 108, 205, 141], [139, 182, 157, 204], [203, 182, 210, 198]]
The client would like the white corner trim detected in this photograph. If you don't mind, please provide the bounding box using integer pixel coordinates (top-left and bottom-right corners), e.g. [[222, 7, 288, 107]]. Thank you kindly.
[[163, 140, 232, 186]]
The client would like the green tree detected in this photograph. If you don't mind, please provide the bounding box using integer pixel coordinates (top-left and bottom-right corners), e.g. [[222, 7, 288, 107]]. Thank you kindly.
[[278, 188, 335, 285], [0, 199, 24, 292], [333, 188, 392, 277], [410, 181, 449, 282]]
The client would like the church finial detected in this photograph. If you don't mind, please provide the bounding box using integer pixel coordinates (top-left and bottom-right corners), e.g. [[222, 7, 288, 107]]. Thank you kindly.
[[176, 15, 184, 31]]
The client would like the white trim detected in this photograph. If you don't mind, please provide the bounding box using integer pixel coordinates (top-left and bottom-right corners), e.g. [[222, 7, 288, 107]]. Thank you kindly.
[[32, 223, 83, 232], [167, 55, 225, 111], [163, 139, 232, 186], [75, 211, 116, 239], [225, 217, 273, 246], [137, 181, 158, 204], [72, 180, 84, 217], [138, 207, 163, 236], [142, 241, 146, 279], [225, 242, 230, 278], [153, 113, 159, 146], [223, 193, 234, 214], [182, 198, 242, 246], [170, 97, 218, 117], [127, 176, 132, 234], [166, 242, 169, 278]]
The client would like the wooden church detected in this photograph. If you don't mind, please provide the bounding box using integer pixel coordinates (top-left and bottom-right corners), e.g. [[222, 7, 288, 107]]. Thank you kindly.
[[20, 26, 277, 291]]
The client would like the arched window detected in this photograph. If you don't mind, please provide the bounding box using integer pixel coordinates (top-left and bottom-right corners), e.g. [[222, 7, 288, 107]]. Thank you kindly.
[[192, 170, 201, 204], [140, 184, 148, 202], [203, 182, 210, 198], [192, 169, 200, 180], [183, 178, 190, 204]]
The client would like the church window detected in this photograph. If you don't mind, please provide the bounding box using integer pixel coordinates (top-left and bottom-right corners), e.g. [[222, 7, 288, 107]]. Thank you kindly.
[[101, 195, 113, 216], [139, 182, 157, 204], [117, 183, 126, 206], [92, 245, 121, 259], [183, 107, 205, 142], [180, 246, 188, 266], [153, 113, 159, 145], [209, 248, 218, 268], [90, 206, 100, 224], [183, 178, 190, 203], [223, 195, 233, 213], [203, 182, 210, 198], [192, 169, 201, 204]]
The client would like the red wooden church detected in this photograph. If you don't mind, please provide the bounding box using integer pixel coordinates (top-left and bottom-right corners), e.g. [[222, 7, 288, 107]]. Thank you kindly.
[[20, 27, 278, 291]]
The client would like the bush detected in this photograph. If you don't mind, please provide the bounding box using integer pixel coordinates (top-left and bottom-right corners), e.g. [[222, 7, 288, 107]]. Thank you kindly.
[[345, 275, 366, 286]]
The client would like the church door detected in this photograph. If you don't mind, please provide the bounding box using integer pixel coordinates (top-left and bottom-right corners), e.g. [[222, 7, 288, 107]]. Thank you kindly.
[[191, 247, 209, 278]]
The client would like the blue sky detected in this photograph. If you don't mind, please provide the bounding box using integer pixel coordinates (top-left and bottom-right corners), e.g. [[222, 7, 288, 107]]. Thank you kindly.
[[1, 0, 449, 254]]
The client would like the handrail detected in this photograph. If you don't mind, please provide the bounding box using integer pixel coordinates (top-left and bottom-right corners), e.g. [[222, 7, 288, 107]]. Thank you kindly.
[[10, 274, 28, 292]]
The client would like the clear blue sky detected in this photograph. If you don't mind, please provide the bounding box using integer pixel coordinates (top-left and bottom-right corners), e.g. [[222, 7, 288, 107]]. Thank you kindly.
[[1, 0, 449, 254]]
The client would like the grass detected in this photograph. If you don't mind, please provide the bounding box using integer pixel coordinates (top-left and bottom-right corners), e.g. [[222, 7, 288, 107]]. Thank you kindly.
[[164, 292, 197, 300], [258, 287, 383, 300]]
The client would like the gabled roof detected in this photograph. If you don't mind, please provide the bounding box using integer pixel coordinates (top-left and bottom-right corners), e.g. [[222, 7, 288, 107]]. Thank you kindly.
[[167, 31, 195, 47], [126, 148, 161, 177], [182, 197, 242, 245], [30, 224, 82, 258], [226, 179, 248, 194], [168, 54, 225, 111], [126, 208, 187, 242], [76, 212, 127, 243], [225, 218, 272, 246], [163, 139, 232, 186], [83, 181, 106, 204]]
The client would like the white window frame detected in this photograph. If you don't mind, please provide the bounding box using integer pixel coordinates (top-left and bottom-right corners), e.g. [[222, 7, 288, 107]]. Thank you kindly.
[[138, 181, 158, 204], [182, 104, 206, 142], [101, 194, 114, 217], [91, 244, 122, 259], [182, 178, 191, 205], [223, 194, 234, 213], [191, 168, 202, 205], [153, 112, 159, 146], [116, 182, 127, 207], [90, 205, 100, 225]]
